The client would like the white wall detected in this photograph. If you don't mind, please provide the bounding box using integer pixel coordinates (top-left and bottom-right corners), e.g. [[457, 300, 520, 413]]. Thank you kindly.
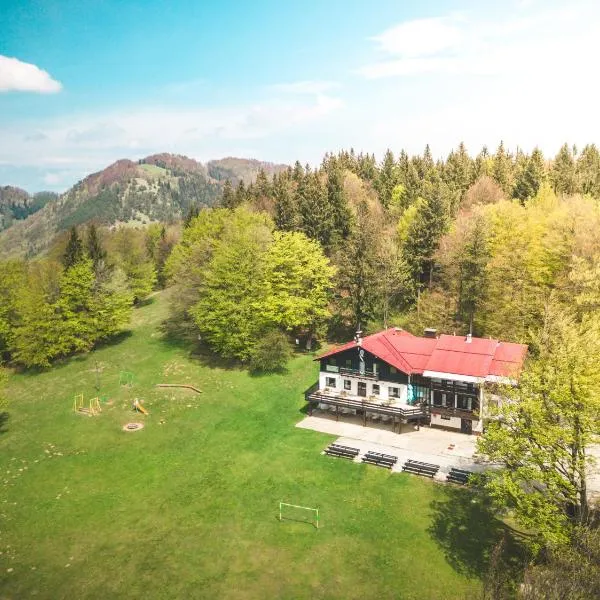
[[319, 372, 407, 403]]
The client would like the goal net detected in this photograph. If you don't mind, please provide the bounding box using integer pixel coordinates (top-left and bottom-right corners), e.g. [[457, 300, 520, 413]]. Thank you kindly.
[[279, 502, 319, 529]]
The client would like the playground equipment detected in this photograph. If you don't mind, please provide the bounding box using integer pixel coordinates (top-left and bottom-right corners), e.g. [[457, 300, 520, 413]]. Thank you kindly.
[[119, 371, 134, 387], [133, 398, 149, 415], [279, 502, 320, 529], [73, 394, 101, 416], [155, 383, 202, 394]]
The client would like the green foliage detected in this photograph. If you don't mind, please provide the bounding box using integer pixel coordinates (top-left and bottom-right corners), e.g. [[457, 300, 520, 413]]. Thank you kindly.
[[551, 143, 578, 195], [169, 207, 334, 361], [86, 223, 107, 276], [110, 228, 157, 302], [477, 303, 600, 549], [191, 209, 272, 361], [221, 179, 235, 208], [63, 226, 84, 268], [513, 147, 545, 203], [248, 329, 292, 372]]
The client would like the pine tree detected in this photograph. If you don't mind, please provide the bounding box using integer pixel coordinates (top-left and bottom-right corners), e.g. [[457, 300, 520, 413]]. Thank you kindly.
[[273, 174, 297, 231], [326, 164, 352, 246], [375, 149, 398, 208], [234, 180, 247, 206], [297, 171, 331, 248], [576, 144, 600, 197], [551, 143, 578, 195], [221, 179, 235, 208], [403, 178, 449, 291], [458, 212, 490, 334], [492, 141, 514, 195], [63, 226, 84, 268], [86, 223, 107, 276], [513, 147, 546, 203], [336, 200, 380, 328]]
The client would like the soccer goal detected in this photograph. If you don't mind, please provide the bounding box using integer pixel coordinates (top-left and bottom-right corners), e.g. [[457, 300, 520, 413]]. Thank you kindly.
[[279, 502, 320, 529]]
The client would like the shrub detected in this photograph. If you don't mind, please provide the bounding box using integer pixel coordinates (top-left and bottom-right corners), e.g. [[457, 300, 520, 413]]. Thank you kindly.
[[249, 330, 292, 373]]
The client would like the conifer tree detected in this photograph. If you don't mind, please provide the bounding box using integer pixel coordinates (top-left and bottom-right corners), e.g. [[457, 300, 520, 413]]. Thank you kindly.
[[86, 223, 107, 276], [63, 226, 84, 268], [234, 180, 247, 206], [513, 147, 546, 203], [221, 179, 235, 208], [273, 173, 297, 231], [326, 164, 352, 246], [551, 143, 578, 195], [491, 141, 514, 195], [297, 171, 331, 249], [576, 144, 600, 197], [375, 149, 398, 208]]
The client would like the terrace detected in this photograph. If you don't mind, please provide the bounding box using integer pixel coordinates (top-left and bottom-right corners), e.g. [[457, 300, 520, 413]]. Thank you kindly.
[[305, 383, 428, 432]]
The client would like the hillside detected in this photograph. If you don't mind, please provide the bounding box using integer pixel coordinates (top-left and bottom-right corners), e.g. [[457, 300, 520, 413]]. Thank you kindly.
[[0, 154, 288, 258], [0, 186, 57, 232]]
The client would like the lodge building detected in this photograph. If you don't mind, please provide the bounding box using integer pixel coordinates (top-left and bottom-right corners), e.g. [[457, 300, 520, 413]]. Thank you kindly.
[[307, 327, 527, 435]]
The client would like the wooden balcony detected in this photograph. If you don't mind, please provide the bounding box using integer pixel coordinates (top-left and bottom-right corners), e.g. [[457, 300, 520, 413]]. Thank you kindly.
[[306, 391, 428, 421], [338, 367, 378, 380], [430, 404, 480, 421]]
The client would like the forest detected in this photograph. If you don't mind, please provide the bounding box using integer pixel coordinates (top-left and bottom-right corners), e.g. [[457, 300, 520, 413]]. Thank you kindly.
[[2, 141, 600, 368]]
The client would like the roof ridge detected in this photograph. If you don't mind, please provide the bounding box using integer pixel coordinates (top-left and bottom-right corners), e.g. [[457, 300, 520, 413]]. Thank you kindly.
[[378, 330, 413, 373]]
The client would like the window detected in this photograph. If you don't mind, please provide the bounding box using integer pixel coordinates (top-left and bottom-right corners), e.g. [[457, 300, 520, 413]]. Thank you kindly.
[[328, 358, 337, 365], [433, 391, 444, 406], [372, 384, 380, 395], [457, 395, 474, 410], [390, 366, 397, 374], [344, 380, 351, 391], [345, 359, 352, 368], [373, 362, 378, 376], [326, 377, 336, 388], [357, 382, 367, 397], [389, 387, 399, 398]]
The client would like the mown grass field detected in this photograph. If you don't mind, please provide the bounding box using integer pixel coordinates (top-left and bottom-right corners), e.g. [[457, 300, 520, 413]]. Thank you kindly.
[[0, 292, 512, 599]]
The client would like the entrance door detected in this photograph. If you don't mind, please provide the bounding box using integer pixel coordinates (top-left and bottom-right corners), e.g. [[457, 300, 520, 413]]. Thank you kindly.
[[460, 418, 472, 434], [357, 382, 367, 397]]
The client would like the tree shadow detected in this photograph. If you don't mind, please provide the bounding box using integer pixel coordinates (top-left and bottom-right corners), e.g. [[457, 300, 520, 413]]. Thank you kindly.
[[0, 412, 9, 435], [428, 485, 529, 584]]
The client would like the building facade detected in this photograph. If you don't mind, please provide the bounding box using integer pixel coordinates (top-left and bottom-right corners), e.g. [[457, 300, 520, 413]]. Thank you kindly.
[[312, 328, 527, 435]]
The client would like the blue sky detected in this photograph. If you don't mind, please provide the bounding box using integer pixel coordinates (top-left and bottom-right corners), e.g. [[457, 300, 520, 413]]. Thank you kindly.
[[1, 0, 599, 192]]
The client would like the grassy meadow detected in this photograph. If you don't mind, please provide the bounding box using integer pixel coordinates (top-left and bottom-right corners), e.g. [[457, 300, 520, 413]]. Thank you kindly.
[[0, 292, 515, 599]]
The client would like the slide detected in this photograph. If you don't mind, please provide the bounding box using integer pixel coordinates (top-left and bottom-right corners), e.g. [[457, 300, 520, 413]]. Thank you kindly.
[[134, 399, 149, 415]]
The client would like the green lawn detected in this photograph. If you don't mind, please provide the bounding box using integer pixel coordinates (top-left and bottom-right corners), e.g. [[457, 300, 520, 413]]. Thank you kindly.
[[0, 293, 513, 599]]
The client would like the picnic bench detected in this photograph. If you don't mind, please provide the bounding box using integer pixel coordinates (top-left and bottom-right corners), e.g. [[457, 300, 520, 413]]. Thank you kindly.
[[324, 443, 360, 460], [361, 451, 398, 469], [446, 467, 474, 485], [402, 459, 440, 478]]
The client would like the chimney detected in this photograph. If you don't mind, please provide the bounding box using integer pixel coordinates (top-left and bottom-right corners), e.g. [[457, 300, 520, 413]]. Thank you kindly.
[[424, 328, 437, 339], [466, 333, 472, 344]]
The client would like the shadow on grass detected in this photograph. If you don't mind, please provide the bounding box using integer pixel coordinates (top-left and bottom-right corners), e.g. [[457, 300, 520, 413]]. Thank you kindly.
[[428, 485, 529, 585], [0, 412, 8, 435]]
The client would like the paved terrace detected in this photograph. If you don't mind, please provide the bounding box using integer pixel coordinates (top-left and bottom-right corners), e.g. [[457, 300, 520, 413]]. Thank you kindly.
[[297, 413, 600, 497]]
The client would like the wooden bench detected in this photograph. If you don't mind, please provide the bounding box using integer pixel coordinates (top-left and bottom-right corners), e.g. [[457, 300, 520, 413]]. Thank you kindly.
[[402, 459, 440, 478], [361, 451, 398, 469], [324, 444, 360, 460], [446, 467, 474, 485]]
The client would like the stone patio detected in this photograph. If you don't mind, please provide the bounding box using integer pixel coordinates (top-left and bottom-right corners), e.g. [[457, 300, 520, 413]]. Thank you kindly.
[[297, 413, 600, 495]]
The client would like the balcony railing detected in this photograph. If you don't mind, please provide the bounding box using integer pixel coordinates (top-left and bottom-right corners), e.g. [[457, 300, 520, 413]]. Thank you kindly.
[[338, 367, 378, 380], [430, 404, 480, 420], [307, 391, 428, 420]]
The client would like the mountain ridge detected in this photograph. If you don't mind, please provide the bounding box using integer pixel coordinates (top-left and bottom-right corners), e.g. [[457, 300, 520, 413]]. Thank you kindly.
[[0, 153, 288, 258]]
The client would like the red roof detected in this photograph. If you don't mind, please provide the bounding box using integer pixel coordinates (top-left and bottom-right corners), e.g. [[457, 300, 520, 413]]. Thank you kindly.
[[316, 329, 527, 381]]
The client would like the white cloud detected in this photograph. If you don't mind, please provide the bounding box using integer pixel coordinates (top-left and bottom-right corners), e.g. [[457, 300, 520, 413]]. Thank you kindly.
[[370, 17, 463, 59], [358, 4, 598, 79], [0, 56, 62, 93], [0, 89, 342, 176]]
